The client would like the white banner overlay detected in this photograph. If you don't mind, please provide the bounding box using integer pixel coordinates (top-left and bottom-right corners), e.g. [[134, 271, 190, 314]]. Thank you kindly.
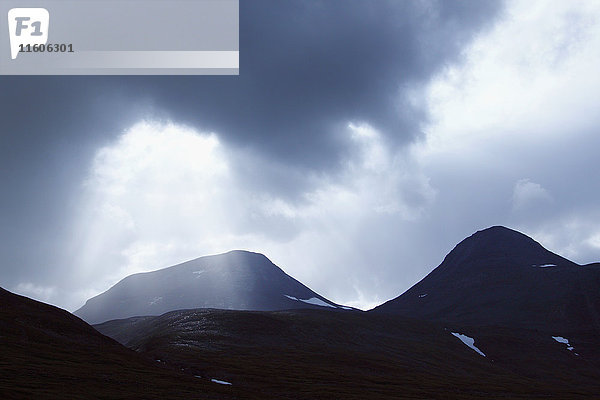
[[1, 1, 238, 75]]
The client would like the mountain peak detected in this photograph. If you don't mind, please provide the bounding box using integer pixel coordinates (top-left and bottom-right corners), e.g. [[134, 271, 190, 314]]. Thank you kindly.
[[216, 249, 268, 258], [75, 250, 347, 324], [469, 225, 536, 243], [440, 226, 551, 270], [464, 225, 539, 247]]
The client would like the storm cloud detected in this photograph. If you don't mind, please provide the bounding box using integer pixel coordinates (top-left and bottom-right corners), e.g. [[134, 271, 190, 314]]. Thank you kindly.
[[2, 0, 600, 311]]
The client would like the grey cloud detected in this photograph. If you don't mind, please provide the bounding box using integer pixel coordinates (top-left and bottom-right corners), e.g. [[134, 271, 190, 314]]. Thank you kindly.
[[1, 0, 505, 209], [127, 1, 504, 167]]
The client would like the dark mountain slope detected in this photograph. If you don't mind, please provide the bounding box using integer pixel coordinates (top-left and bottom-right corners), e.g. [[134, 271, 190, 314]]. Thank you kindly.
[[373, 226, 600, 334], [75, 250, 349, 325], [95, 308, 600, 399], [0, 287, 235, 399]]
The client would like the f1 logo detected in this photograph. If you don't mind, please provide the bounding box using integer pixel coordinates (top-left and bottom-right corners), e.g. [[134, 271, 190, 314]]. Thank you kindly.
[[7, 8, 49, 59]]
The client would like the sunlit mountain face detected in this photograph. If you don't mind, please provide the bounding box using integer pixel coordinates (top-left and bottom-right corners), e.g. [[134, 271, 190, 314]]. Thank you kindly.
[[75, 250, 353, 325]]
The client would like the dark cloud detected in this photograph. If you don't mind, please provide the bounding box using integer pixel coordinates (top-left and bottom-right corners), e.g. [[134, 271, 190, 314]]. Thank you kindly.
[[120, 1, 503, 167], [1, 0, 504, 176]]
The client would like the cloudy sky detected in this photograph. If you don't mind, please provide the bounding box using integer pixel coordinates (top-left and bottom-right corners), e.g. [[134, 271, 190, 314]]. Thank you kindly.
[[2, 0, 600, 311]]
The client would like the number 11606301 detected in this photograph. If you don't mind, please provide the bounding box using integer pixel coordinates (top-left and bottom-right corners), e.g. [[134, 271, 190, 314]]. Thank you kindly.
[[19, 43, 74, 53]]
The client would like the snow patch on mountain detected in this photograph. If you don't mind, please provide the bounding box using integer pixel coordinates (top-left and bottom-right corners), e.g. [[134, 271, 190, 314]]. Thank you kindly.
[[302, 297, 337, 308], [211, 378, 232, 385], [451, 332, 486, 357], [552, 336, 575, 351], [533, 264, 557, 268], [149, 297, 162, 306], [285, 294, 337, 308]]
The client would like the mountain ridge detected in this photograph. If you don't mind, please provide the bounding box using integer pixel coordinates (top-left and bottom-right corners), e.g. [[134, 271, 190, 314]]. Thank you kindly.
[[93, 306, 600, 399], [0, 286, 233, 399]]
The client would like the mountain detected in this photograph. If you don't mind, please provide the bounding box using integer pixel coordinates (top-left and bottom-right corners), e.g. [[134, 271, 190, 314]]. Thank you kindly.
[[373, 226, 600, 334], [94, 307, 600, 399], [0, 287, 235, 399], [8, 226, 600, 399], [75, 250, 350, 324]]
